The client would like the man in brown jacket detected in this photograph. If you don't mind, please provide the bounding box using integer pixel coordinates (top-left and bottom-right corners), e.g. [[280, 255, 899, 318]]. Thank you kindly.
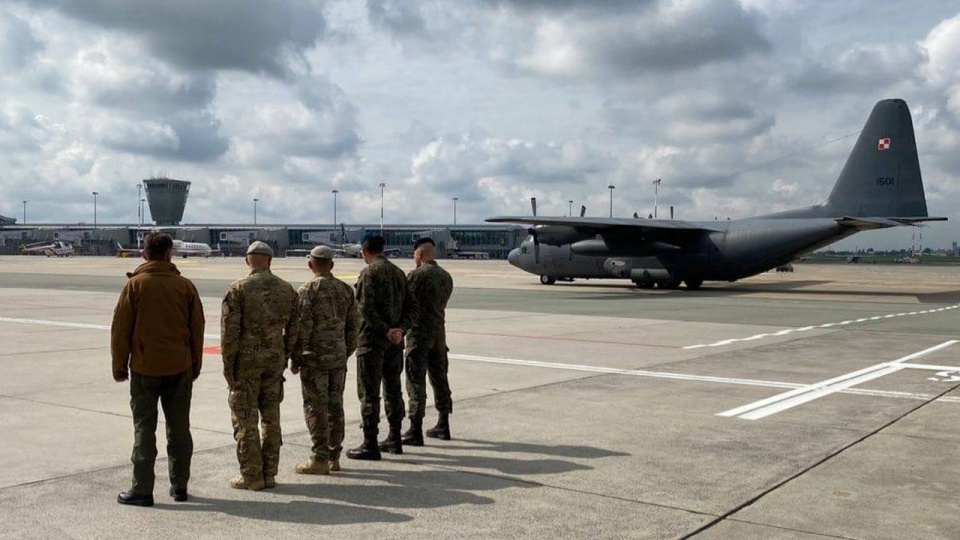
[[111, 232, 205, 507]]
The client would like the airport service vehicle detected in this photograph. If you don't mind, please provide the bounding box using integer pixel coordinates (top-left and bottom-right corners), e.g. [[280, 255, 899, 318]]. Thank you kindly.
[[20, 241, 75, 257]]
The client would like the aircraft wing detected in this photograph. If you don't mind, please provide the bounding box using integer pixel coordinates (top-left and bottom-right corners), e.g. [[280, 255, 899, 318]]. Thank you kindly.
[[486, 216, 723, 255], [485, 216, 724, 232]]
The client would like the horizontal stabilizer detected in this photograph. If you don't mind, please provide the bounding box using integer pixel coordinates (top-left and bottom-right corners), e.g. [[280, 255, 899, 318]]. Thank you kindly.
[[836, 216, 949, 230]]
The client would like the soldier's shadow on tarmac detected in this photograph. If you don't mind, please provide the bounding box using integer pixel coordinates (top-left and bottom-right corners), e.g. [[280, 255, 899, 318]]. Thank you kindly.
[[275, 469, 499, 509], [450, 439, 631, 460], [400, 439, 629, 476], [163, 496, 412, 525]]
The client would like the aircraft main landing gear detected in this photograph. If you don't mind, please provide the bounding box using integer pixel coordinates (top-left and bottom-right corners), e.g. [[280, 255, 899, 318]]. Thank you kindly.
[[684, 279, 703, 290], [540, 275, 557, 285], [658, 279, 682, 290]]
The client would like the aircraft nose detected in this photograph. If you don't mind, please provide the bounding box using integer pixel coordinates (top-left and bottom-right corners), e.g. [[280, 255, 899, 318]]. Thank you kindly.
[[507, 248, 521, 268]]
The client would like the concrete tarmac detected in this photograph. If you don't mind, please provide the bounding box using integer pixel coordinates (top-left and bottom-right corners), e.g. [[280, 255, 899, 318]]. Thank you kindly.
[[1, 256, 958, 539]]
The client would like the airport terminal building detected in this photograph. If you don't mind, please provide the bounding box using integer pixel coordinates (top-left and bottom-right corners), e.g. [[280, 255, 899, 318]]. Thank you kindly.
[[3, 176, 526, 256], [0, 222, 526, 258]]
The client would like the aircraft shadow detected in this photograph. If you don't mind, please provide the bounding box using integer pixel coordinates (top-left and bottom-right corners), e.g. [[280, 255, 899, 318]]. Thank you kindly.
[[159, 495, 412, 524], [561, 280, 960, 303]]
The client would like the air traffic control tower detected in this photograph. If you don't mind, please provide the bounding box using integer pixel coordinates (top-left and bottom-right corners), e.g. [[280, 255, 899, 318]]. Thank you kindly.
[[143, 178, 190, 226]]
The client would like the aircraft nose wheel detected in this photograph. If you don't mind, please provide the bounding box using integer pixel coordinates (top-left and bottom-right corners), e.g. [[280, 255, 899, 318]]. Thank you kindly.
[[540, 275, 557, 285]]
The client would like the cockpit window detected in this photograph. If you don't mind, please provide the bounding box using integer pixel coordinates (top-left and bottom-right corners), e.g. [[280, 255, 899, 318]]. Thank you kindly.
[[521, 246, 528, 254]]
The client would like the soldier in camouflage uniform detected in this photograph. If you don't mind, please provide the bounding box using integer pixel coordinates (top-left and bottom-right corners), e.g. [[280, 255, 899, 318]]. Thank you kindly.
[[346, 232, 417, 460], [292, 245, 359, 475], [401, 238, 455, 445], [221, 241, 298, 490]]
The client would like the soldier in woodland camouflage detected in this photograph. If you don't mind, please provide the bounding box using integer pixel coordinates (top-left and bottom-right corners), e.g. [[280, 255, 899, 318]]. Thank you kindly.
[[401, 238, 455, 445], [292, 245, 359, 475], [347, 233, 418, 460], [221, 241, 298, 491]]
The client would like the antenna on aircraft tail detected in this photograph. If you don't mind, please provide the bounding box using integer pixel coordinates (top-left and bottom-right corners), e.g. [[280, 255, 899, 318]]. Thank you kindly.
[[529, 197, 540, 263]]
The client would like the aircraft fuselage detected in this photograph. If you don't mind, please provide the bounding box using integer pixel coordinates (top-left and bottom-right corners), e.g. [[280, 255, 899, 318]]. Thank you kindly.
[[508, 218, 857, 287]]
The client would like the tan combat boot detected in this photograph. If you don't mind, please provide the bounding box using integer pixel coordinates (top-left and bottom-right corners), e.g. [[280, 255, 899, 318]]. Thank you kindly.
[[230, 475, 265, 491], [295, 458, 330, 475], [329, 447, 342, 472]]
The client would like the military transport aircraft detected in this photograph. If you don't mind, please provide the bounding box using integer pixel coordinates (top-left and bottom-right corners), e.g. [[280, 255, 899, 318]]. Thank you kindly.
[[487, 99, 946, 289]]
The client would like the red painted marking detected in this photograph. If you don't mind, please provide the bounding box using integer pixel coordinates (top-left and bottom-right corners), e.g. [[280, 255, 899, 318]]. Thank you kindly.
[[447, 330, 681, 349], [203, 346, 221, 355]]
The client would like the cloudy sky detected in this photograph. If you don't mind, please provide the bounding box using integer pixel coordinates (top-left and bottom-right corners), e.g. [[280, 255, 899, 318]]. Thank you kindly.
[[1, 0, 958, 249]]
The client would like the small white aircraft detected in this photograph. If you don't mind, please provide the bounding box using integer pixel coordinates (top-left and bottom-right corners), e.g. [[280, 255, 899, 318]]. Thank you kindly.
[[116, 240, 219, 258], [21, 241, 75, 257], [321, 225, 400, 258]]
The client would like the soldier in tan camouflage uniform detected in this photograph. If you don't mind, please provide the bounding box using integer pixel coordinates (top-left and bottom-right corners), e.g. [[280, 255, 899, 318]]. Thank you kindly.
[[292, 245, 359, 475], [221, 241, 298, 490], [401, 238, 455, 445], [346, 232, 417, 460]]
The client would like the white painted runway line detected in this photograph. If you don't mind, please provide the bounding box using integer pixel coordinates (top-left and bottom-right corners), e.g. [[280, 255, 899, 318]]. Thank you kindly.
[[684, 304, 960, 350], [718, 340, 959, 421], [0, 316, 221, 340], [3, 317, 959, 408]]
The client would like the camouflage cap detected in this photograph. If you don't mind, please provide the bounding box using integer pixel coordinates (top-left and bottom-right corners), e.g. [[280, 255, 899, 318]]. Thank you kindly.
[[309, 245, 334, 259], [246, 241, 274, 257], [360, 231, 383, 245], [413, 237, 435, 249]]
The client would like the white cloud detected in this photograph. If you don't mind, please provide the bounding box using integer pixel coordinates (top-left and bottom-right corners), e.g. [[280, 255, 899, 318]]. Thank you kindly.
[[0, 0, 958, 250]]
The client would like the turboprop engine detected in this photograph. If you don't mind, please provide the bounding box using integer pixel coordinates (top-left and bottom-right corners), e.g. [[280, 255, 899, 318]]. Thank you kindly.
[[534, 226, 593, 246]]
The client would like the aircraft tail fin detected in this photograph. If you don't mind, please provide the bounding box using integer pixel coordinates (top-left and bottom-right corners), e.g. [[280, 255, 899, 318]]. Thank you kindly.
[[823, 99, 930, 218]]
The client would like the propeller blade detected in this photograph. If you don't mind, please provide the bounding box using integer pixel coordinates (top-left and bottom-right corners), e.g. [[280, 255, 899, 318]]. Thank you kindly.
[[527, 226, 541, 264], [580, 205, 586, 217], [530, 197, 537, 217]]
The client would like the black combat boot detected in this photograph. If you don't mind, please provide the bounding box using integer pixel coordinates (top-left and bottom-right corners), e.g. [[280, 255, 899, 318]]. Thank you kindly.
[[346, 430, 382, 461], [425, 412, 451, 440], [377, 425, 403, 454], [401, 419, 424, 446]]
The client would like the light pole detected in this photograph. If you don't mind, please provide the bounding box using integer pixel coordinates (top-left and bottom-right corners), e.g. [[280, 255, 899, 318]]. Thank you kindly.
[[22, 200, 27, 224], [378, 182, 385, 232], [136, 183, 142, 225], [92, 191, 98, 229], [652, 178, 661, 218], [252, 198, 259, 225], [607, 185, 615, 218], [568, 200, 573, 217], [452, 197, 458, 225], [138, 199, 145, 248], [332, 189, 338, 228]]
